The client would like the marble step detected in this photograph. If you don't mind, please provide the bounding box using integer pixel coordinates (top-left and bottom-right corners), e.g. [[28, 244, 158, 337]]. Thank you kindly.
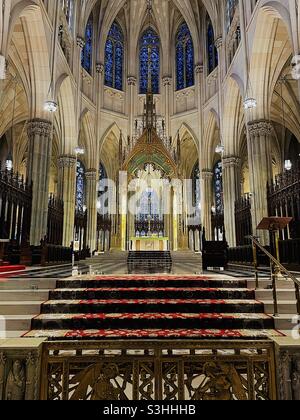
[[262, 300, 298, 315], [49, 288, 255, 300], [31, 312, 275, 331], [24, 328, 283, 340], [247, 279, 296, 290], [0, 301, 43, 315], [255, 289, 296, 300], [0, 290, 49, 301], [41, 299, 264, 314], [57, 278, 248, 289], [273, 314, 300, 331], [0, 279, 57, 290], [0, 315, 33, 332]]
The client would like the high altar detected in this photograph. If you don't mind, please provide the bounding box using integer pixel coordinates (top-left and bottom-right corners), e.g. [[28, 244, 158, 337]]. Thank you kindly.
[[115, 60, 196, 253], [130, 236, 169, 251]]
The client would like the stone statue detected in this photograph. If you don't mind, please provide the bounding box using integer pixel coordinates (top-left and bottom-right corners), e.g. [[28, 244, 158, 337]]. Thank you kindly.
[[5, 360, 26, 400]]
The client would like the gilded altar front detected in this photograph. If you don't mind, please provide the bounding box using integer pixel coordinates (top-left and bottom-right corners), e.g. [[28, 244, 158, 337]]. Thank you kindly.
[[130, 236, 169, 251]]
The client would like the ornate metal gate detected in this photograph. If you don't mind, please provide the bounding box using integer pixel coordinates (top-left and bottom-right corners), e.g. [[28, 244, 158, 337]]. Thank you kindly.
[[40, 340, 277, 401]]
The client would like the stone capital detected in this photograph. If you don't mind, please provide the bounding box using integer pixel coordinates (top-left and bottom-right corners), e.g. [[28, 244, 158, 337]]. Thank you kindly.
[[77, 36, 85, 49], [215, 37, 223, 50], [96, 63, 104, 74], [58, 155, 77, 169], [27, 119, 52, 138], [127, 76, 137, 86], [247, 120, 273, 138], [162, 76, 172, 86], [222, 156, 241, 168]]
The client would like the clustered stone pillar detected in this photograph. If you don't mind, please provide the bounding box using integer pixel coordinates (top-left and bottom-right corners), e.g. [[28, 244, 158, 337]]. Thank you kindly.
[[27, 119, 52, 246], [85, 169, 98, 253], [201, 170, 213, 240], [57, 155, 77, 247], [222, 156, 241, 247], [247, 120, 274, 244]]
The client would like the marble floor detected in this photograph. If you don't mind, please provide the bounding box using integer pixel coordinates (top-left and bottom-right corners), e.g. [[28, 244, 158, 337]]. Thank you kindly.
[[0, 251, 276, 279]]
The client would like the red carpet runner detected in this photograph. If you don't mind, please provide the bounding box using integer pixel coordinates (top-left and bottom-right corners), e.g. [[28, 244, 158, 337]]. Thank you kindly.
[[24, 275, 283, 340]]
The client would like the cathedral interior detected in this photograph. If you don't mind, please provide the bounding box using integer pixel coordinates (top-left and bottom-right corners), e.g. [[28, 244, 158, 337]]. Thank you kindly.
[[0, 0, 300, 401]]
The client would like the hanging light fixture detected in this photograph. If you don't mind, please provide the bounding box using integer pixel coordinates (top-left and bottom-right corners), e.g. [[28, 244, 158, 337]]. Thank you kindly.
[[215, 144, 225, 154], [7, 75, 18, 173], [6, 154, 13, 171], [74, 146, 85, 156], [244, 97, 257, 110], [284, 160, 292, 171], [44, 100, 58, 113], [279, 76, 291, 172], [44, 0, 59, 113], [244, 64, 257, 110]]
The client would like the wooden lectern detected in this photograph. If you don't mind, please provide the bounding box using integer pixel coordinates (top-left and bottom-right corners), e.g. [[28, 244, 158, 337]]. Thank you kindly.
[[257, 217, 292, 261]]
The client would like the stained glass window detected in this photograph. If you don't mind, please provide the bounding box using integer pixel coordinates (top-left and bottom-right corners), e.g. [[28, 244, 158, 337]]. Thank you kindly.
[[76, 160, 86, 212], [82, 15, 93, 73], [176, 22, 194, 91], [105, 21, 124, 91], [139, 28, 160, 94], [226, 0, 238, 32], [214, 161, 223, 215], [207, 14, 218, 74]]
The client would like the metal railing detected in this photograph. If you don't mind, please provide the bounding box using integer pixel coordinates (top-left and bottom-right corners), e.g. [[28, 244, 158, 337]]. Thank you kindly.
[[250, 236, 300, 316]]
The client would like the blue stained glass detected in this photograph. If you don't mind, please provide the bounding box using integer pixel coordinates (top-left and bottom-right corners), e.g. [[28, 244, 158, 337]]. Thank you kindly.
[[76, 161, 86, 212], [139, 28, 160, 94], [176, 22, 194, 91], [105, 22, 124, 91], [207, 15, 218, 74], [82, 15, 93, 73]]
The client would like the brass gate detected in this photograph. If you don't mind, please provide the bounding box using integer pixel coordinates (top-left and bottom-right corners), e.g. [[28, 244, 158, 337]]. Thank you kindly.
[[40, 340, 277, 400]]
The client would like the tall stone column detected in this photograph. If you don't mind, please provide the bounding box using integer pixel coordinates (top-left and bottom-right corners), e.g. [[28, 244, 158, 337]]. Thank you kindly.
[[85, 169, 98, 253], [127, 76, 137, 139], [222, 156, 241, 247], [201, 170, 213, 240], [194, 64, 204, 167], [162, 76, 172, 137], [27, 119, 52, 246], [247, 120, 274, 244], [57, 155, 77, 247]]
